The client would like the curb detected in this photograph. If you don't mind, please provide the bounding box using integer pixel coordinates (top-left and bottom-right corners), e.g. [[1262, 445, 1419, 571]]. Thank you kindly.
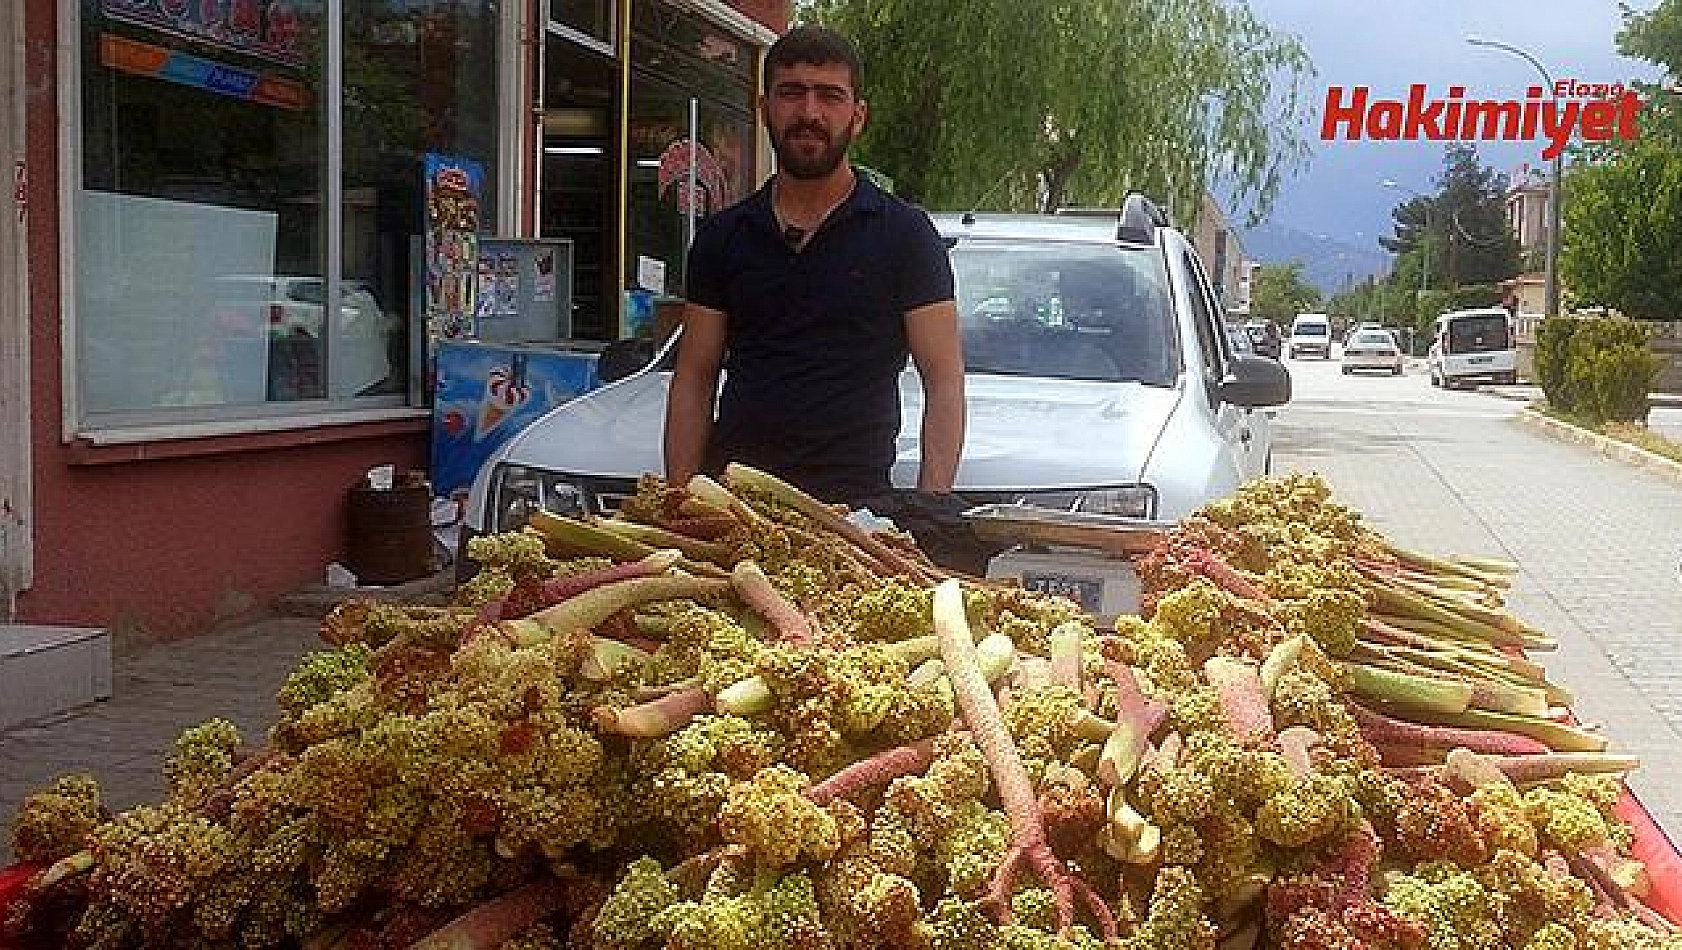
[[1516, 407, 1682, 488], [274, 567, 456, 619], [1477, 385, 1538, 403]]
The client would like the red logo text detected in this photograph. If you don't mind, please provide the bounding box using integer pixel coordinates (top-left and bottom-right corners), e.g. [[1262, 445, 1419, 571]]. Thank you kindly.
[[1321, 83, 1642, 160]]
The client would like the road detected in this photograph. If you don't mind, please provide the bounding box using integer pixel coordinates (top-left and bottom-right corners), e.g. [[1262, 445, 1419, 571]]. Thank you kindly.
[[1270, 353, 1682, 837]]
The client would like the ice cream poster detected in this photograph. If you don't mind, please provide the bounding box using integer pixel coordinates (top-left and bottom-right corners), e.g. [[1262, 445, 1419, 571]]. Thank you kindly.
[[429, 342, 603, 498], [423, 153, 484, 342]]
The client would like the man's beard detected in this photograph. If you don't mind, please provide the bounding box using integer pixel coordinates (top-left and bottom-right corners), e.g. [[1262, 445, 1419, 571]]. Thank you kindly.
[[772, 122, 853, 179]]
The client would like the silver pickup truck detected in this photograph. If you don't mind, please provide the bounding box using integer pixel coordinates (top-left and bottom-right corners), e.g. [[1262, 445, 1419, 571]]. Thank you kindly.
[[461, 196, 1290, 619]]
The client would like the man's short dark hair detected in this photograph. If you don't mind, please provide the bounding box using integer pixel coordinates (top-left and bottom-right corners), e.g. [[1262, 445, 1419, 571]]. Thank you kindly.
[[764, 25, 863, 97]]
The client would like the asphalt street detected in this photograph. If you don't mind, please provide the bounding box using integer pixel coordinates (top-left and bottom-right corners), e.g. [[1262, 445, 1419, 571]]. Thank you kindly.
[[1272, 352, 1682, 838]]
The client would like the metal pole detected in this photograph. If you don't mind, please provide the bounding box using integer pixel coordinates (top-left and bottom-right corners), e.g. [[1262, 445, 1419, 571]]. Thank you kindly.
[[686, 97, 699, 251], [1420, 208, 1429, 300], [1467, 36, 1559, 316], [325, 0, 342, 396], [1545, 152, 1562, 317]]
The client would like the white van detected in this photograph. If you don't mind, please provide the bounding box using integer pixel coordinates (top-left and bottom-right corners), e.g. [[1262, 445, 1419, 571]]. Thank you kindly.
[[1288, 312, 1332, 359], [1427, 308, 1516, 389]]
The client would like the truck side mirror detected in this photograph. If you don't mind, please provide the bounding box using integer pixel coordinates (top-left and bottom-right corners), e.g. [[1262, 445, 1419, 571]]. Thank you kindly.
[[1220, 355, 1291, 407], [597, 338, 655, 384]]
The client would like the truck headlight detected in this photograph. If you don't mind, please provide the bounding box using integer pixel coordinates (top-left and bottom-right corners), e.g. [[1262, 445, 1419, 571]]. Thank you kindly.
[[1015, 485, 1156, 519], [490, 464, 586, 532], [1074, 485, 1156, 518]]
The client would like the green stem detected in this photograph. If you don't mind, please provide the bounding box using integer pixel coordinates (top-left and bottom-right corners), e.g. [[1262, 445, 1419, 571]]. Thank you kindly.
[[1260, 635, 1305, 699], [530, 510, 655, 562], [1358, 645, 1551, 717], [506, 575, 732, 649], [715, 633, 1009, 718], [1384, 705, 1609, 753], [579, 637, 651, 681], [1367, 585, 1528, 648], [1339, 662, 1473, 715], [590, 515, 734, 566], [1386, 544, 1513, 587], [723, 463, 937, 584], [1048, 621, 1085, 693]]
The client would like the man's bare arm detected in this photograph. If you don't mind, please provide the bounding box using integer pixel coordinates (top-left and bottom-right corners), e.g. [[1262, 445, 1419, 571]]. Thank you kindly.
[[906, 300, 965, 492], [663, 304, 728, 486]]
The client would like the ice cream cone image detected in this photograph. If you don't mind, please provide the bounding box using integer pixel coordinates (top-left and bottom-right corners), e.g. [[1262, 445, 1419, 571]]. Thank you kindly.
[[475, 357, 531, 441]]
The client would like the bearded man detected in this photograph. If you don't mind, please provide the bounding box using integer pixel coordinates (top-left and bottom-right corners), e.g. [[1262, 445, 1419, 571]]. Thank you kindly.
[[662, 25, 966, 510]]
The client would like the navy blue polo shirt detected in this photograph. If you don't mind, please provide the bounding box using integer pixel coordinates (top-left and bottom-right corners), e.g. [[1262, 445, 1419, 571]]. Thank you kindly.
[[685, 172, 955, 505]]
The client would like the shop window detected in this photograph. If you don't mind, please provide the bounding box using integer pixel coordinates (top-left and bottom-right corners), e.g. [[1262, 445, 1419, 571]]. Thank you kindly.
[[539, 37, 619, 341], [625, 1, 756, 305], [74, 0, 496, 427], [344, 0, 500, 396], [548, 0, 614, 50]]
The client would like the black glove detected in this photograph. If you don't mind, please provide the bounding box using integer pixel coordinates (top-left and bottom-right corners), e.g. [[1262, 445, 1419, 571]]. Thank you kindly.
[[852, 490, 1010, 576]]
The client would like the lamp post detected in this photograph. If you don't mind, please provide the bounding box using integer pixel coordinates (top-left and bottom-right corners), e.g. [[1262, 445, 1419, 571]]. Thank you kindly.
[[1468, 35, 1561, 318], [1382, 179, 1433, 356], [1381, 179, 1431, 300]]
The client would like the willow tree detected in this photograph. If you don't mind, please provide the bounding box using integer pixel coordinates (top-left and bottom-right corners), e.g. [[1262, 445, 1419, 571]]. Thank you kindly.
[[805, 0, 1315, 222]]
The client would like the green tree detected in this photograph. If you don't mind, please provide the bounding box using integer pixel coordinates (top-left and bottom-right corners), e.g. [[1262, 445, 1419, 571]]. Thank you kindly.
[[1249, 263, 1322, 325], [1560, 140, 1682, 321], [1378, 144, 1521, 293], [1618, 0, 1682, 145], [805, 0, 1315, 221], [1327, 276, 1395, 327]]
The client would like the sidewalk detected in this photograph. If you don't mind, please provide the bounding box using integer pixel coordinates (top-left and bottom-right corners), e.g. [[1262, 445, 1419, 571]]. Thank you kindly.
[[0, 615, 319, 865], [0, 570, 454, 866], [1478, 384, 1682, 446], [1477, 382, 1682, 409]]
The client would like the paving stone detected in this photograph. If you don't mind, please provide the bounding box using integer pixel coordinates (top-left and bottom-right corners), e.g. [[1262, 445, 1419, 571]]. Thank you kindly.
[[1275, 388, 1682, 840], [0, 615, 317, 864]]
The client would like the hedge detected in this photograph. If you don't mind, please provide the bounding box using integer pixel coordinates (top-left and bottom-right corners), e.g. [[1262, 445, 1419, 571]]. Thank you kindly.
[[1535, 316, 1660, 424]]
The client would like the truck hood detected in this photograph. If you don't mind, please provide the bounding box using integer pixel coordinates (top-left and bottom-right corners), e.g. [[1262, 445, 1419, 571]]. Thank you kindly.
[[919, 374, 1179, 490], [499, 369, 1182, 490]]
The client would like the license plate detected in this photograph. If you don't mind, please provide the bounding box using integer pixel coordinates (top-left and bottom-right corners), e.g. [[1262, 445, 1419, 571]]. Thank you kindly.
[[1021, 572, 1104, 612], [1468, 356, 1493, 364]]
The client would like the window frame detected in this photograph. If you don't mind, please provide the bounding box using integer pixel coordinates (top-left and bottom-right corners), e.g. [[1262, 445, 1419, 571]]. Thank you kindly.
[[58, 0, 497, 442], [546, 0, 616, 58], [1179, 248, 1229, 404]]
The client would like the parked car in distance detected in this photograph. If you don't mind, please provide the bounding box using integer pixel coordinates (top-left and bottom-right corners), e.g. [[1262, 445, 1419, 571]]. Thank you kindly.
[[1341, 327, 1404, 375], [1227, 323, 1254, 356], [1288, 312, 1333, 359], [1428, 307, 1517, 388], [462, 195, 1291, 618], [1342, 321, 1383, 347], [1243, 320, 1282, 359], [213, 276, 398, 399]]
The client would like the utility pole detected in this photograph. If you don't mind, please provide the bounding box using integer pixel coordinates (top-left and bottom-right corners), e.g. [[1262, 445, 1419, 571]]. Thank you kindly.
[[1468, 36, 1561, 318]]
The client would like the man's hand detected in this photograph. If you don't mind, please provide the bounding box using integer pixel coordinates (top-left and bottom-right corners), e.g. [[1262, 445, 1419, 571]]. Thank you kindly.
[[663, 304, 727, 486], [906, 300, 964, 493]]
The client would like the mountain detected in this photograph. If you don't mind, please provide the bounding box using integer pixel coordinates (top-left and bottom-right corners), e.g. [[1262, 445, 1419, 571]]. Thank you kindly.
[[1237, 222, 1392, 297]]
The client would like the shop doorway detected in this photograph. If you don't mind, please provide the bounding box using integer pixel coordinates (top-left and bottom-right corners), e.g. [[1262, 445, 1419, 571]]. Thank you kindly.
[[540, 34, 620, 342], [0, 0, 31, 612]]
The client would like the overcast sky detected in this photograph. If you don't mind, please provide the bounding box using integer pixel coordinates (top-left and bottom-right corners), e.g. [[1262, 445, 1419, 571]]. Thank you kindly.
[[1235, 0, 1668, 255]]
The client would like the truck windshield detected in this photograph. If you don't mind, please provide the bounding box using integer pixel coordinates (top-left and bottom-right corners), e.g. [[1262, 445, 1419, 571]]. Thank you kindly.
[[1446, 314, 1511, 354], [950, 242, 1178, 386]]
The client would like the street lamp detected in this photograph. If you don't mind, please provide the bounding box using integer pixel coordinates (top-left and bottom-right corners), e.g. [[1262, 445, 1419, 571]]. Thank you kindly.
[[1381, 179, 1431, 300], [1382, 179, 1432, 356], [1467, 35, 1561, 318]]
